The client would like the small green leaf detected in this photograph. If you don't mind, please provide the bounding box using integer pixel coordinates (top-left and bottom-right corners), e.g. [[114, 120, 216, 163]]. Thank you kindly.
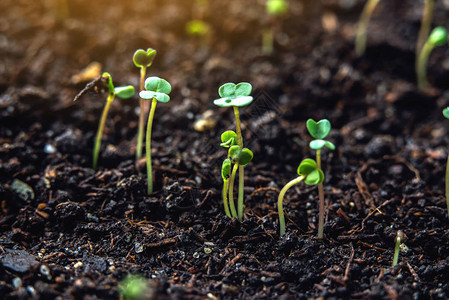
[[234, 82, 252, 97], [238, 148, 253, 166], [139, 91, 170, 103], [102, 72, 115, 94], [220, 131, 238, 147], [228, 145, 241, 164], [144, 77, 172, 94], [133, 48, 157, 68], [221, 159, 231, 180], [324, 141, 335, 150], [443, 107, 449, 119], [310, 139, 326, 150], [186, 20, 209, 36], [297, 158, 317, 176], [428, 26, 448, 47], [114, 86, 135, 99], [266, 0, 288, 16], [306, 119, 331, 139], [214, 96, 253, 107], [304, 169, 324, 185], [219, 83, 237, 98]]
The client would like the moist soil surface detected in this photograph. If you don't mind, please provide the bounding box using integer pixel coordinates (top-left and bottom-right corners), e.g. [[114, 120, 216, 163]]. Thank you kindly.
[[1, 0, 449, 299]]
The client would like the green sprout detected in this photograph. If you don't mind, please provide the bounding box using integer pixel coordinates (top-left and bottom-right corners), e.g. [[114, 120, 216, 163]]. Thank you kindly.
[[306, 119, 335, 239], [443, 107, 449, 220], [119, 275, 148, 300], [263, 0, 289, 55], [139, 76, 172, 194], [220, 131, 238, 218], [392, 230, 405, 267], [93, 73, 135, 170], [214, 83, 254, 221], [133, 48, 157, 161], [416, 26, 448, 90], [355, 0, 381, 56], [278, 159, 324, 236], [416, 0, 434, 59]]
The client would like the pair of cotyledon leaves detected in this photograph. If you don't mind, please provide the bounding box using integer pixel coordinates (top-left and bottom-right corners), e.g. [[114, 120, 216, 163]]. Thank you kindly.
[[297, 159, 324, 186], [220, 130, 253, 180], [102, 72, 135, 99], [133, 48, 157, 69], [306, 119, 336, 151], [139, 77, 172, 103], [266, 0, 288, 16], [214, 82, 253, 107]]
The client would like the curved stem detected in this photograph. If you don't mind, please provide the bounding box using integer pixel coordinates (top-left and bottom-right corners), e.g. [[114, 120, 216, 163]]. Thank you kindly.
[[93, 93, 115, 170], [416, 0, 434, 59], [146, 98, 157, 195], [392, 236, 401, 267], [136, 66, 147, 161], [278, 176, 304, 236], [446, 153, 449, 220], [417, 40, 434, 90], [228, 164, 239, 219], [316, 149, 325, 239], [238, 165, 244, 222], [222, 179, 231, 218], [355, 0, 381, 56]]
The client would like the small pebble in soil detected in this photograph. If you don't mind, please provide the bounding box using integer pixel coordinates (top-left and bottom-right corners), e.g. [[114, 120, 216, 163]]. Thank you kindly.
[[193, 252, 200, 259], [12, 277, 22, 289], [11, 179, 35, 203], [44, 144, 56, 154], [40, 264, 51, 279], [203, 247, 212, 254], [135, 243, 144, 253]]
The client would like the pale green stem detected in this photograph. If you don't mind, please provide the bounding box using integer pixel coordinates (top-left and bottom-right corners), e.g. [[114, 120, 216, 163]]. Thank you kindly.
[[93, 92, 115, 170], [222, 179, 231, 218], [355, 0, 381, 56], [146, 98, 157, 194], [238, 165, 244, 222], [228, 164, 239, 219], [262, 27, 274, 55], [446, 154, 449, 220], [316, 149, 325, 239], [416, 40, 435, 90], [278, 176, 304, 236], [136, 66, 147, 161], [416, 0, 434, 59], [233, 106, 243, 148], [392, 236, 402, 267]]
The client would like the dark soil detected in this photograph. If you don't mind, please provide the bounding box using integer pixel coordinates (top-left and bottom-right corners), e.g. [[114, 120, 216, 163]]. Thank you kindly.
[[1, 0, 449, 299]]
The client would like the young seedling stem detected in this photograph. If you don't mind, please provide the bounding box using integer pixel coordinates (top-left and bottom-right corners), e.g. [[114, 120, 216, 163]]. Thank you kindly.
[[278, 159, 324, 236], [133, 48, 157, 161], [228, 163, 239, 219], [416, 27, 448, 90], [316, 149, 325, 239], [392, 230, 404, 267], [443, 108, 449, 219], [355, 0, 381, 56], [416, 0, 434, 58], [263, 0, 288, 55], [139, 76, 172, 194]]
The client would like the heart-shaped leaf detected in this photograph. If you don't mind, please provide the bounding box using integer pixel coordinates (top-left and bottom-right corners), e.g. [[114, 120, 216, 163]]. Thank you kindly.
[[306, 119, 331, 139], [304, 169, 324, 185], [221, 159, 231, 180], [144, 77, 172, 94], [443, 107, 449, 119], [234, 82, 252, 97], [219, 83, 237, 98], [228, 146, 253, 166], [228, 145, 241, 164], [297, 158, 317, 176], [114, 86, 135, 99], [139, 91, 170, 103], [214, 82, 254, 107], [297, 159, 324, 185], [220, 130, 237, 147], [133, 48, 157, 68]]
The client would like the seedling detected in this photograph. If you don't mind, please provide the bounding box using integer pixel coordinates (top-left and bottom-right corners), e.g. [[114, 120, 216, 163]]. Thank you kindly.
[[443, 107, 449, 219], [278, 159, 324, 236], [92, 72, 135, 170], [307, 119, 335, 238], [416, 0, 434, 58], [355, 0, 381, 56], [214, 82, 253, 221], [263, 0, 289, 55], [220, 130, 238, 218], [140, 76, 172, 194], [392, 230, 404, 267], [416, 26, 448, 90], [133, 48, 157, 161]]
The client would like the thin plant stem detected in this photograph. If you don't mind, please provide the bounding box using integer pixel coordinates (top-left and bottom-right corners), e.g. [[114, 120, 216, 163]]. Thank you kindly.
[[316, 149, 325, 239], [233, 106, 243, 148], [93, 92, 115, 170], [446, 154, 449, 220], [146, 98, 157, 194], [355, 0, 381, 56], [262, 27, 274, 55], [228, 163, 239, 219], [222, 179, 231, 218], [392, 232, 403, 267], [416, 40, 434, 90], [136, 66, 147, 161], [278, 176, 304, 236], [238, 165, 244, 221], [416, 0, 434, 59]]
